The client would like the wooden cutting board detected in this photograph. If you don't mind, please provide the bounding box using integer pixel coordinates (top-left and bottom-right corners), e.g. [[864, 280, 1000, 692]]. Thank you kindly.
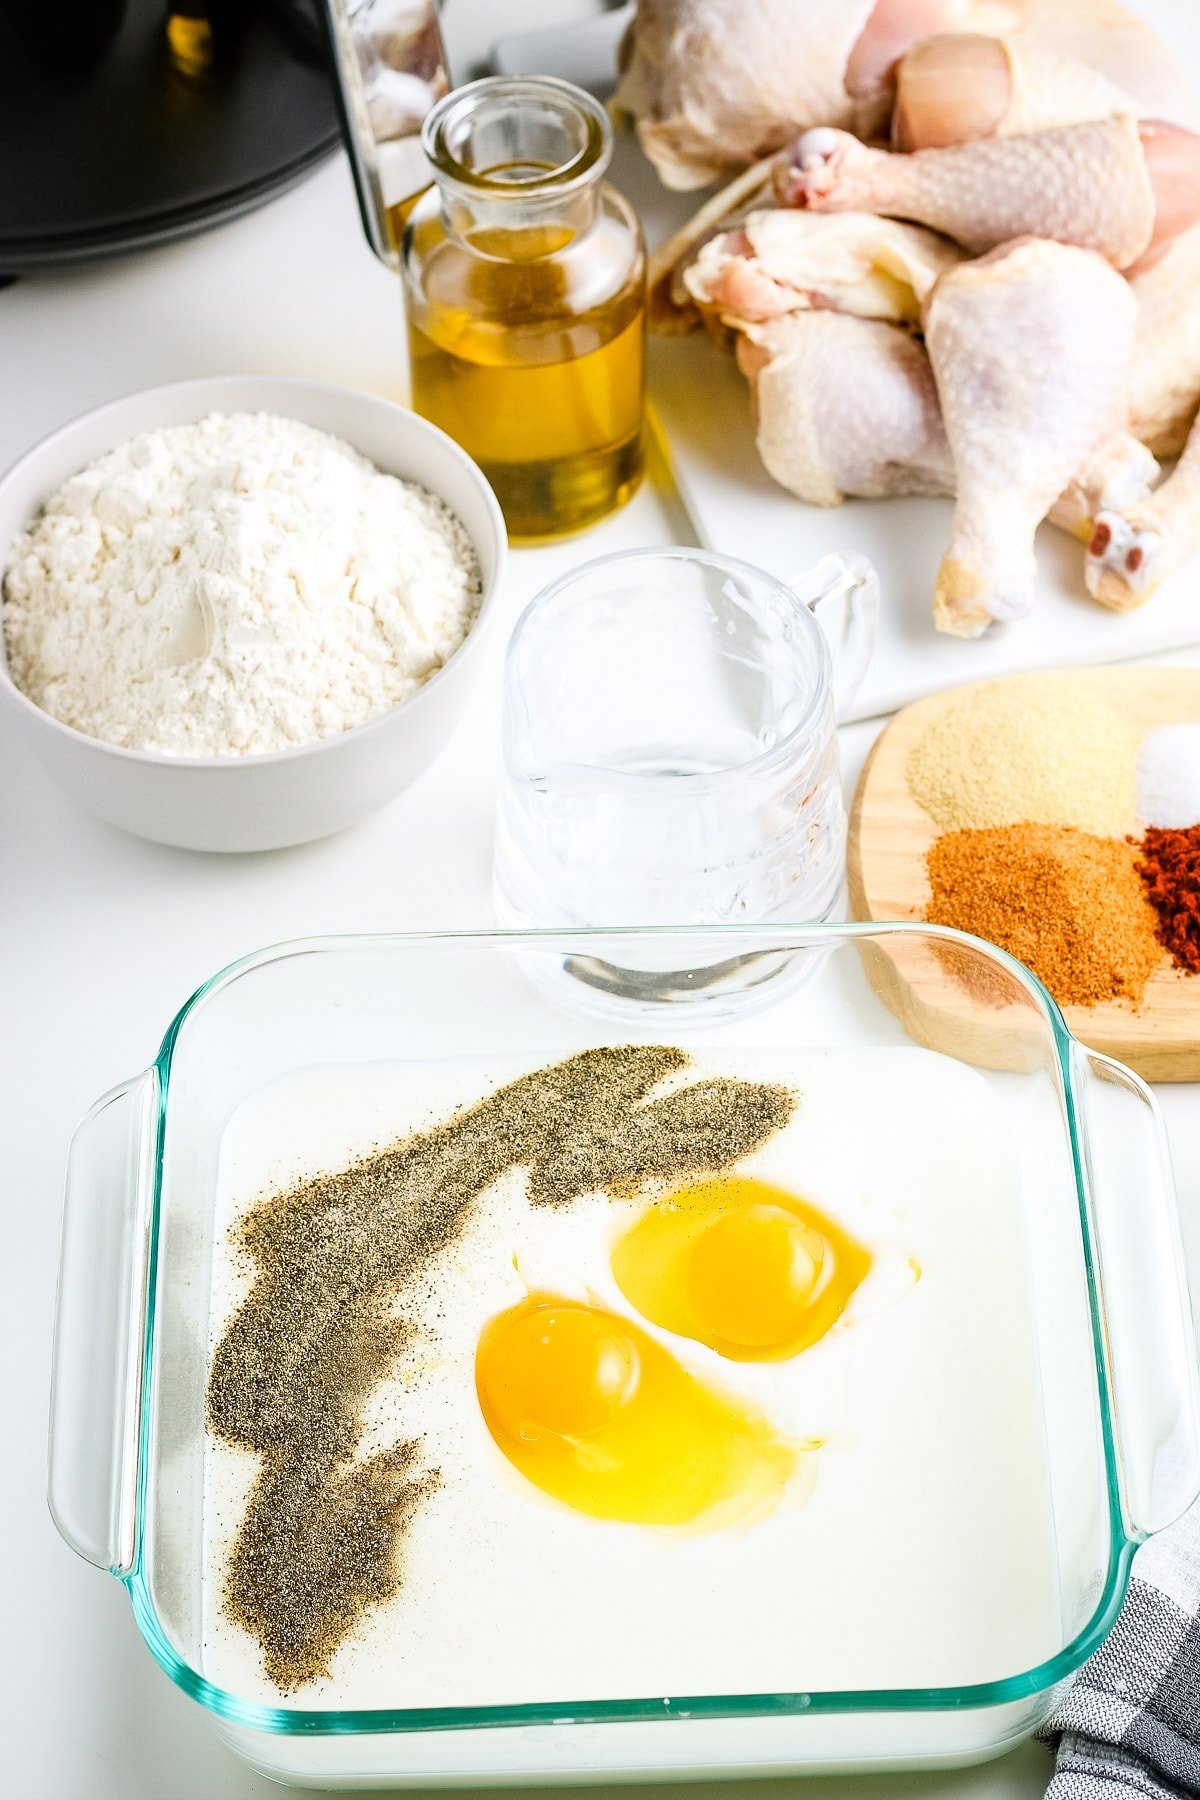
[[847, 667, 1200, 1082]]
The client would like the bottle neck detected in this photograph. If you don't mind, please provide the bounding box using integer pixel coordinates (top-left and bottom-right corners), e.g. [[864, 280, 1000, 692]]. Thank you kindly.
[[438, 180, 601, 253], [422, 75, 611, 257]]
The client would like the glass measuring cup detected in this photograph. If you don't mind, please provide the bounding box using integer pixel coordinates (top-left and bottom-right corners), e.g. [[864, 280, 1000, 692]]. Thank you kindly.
[[493, 547, 879, 1005]]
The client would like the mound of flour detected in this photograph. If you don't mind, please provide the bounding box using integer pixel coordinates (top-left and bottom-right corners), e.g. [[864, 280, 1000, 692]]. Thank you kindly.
[[2, 412, 482, 757]]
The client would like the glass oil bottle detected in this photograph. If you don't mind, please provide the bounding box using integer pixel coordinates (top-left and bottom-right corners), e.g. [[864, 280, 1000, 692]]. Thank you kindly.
[[401, 77, 646, 541], [320, 0, 450, 255]]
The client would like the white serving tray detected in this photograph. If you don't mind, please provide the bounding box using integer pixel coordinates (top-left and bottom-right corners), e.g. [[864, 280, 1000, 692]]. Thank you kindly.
[[647, 333, 1200, 723], [496, 0, 1200, 724]]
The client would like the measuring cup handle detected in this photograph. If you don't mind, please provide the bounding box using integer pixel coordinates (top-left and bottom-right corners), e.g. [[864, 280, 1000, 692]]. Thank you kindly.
[[789, 554, 880, 724]]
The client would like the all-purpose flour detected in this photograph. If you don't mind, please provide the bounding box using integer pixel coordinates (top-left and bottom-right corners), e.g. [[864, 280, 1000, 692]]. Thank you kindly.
[[1, 413, 482, 756]]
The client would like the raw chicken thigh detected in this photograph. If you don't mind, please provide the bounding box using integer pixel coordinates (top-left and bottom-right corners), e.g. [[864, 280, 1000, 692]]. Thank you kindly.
[[683, 212, 963, 329], [737, 313, 952, 505], [617, 0, 1191, 188], [923, 238, 1137, 635], [614, 0, 880, 189], [615, 0, 1025, 188]]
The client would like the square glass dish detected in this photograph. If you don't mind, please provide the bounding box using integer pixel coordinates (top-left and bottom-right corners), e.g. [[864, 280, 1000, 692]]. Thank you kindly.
[[49, 925, 1200, 1789]]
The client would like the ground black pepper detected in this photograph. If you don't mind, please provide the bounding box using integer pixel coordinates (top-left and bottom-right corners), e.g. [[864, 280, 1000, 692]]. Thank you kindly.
[[206, 1044, 793, 1690]]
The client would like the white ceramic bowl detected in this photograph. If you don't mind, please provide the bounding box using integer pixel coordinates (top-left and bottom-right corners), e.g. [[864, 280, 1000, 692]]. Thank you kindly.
[[0, 377, 507, 852]]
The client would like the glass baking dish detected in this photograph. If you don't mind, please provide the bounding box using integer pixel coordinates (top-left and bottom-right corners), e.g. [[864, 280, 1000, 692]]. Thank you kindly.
[[48, 924, 1200, 1790]]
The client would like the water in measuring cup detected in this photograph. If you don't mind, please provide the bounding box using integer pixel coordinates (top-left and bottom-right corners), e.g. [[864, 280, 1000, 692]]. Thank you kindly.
[[493, 728, 847, 932], [494, 550, 854, 964]]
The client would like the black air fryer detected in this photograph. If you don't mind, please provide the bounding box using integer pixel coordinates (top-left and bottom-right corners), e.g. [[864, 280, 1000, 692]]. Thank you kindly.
[[0, 0, 342, 275]]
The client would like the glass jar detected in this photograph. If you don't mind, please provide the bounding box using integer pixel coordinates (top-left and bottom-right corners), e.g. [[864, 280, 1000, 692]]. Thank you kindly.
[[401, 76, 646, 542]]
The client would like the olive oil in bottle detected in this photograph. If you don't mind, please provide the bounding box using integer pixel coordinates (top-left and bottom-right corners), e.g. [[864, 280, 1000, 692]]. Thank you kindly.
[[402, 81, 646, 542]]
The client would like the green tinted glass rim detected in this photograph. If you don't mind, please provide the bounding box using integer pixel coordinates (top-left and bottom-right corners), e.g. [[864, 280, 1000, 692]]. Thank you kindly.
[[126, 922, 1133, 1738]]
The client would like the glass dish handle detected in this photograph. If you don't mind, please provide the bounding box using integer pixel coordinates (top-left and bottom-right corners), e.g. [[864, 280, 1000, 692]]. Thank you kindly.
[[1077, 1048, 1200, 1539], [789, 553, 880, 724], [48, 1071, 158, 1576]]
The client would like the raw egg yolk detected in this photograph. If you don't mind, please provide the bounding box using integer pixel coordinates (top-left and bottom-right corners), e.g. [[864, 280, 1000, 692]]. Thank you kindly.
[[475, 1294, 800, 1527], [610, 1176, 870, 1362]]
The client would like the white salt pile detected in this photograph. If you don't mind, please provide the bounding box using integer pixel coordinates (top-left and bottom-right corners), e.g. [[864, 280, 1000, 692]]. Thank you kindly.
[[1137, 723, 1200, 828]]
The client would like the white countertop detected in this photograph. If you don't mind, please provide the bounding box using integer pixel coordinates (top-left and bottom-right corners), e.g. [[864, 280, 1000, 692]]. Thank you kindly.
[[3, 133, 1200, 1800]]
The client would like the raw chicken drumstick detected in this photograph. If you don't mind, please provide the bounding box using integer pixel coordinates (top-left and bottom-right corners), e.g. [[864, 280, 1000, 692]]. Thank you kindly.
[[777, 114, 1200, 269], [922, 237, 1137, 636], [614, 0, 1026, 188], [735, 309, 1156, 533], [1086, 412, 1200, 610], [682, 218, 1156, 531]]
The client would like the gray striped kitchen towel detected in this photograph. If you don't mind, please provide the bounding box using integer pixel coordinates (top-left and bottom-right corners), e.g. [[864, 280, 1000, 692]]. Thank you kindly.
[[1043, 1503, 1200, 1798]]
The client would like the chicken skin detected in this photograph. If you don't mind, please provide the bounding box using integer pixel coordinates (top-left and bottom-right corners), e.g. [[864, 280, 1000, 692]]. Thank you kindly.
[[737, 312, 953, 505]]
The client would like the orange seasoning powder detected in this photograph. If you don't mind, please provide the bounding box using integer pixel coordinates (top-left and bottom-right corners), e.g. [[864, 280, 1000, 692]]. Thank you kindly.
[[925, 823, 1162, 1008]]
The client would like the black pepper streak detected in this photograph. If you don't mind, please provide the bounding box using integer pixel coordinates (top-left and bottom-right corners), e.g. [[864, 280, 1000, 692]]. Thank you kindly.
[[206, 1045, 794, 1691]]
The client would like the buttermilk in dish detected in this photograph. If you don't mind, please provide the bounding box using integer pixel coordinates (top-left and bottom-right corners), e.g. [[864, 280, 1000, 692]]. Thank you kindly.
[[203, 1044, 1058, 1707]]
